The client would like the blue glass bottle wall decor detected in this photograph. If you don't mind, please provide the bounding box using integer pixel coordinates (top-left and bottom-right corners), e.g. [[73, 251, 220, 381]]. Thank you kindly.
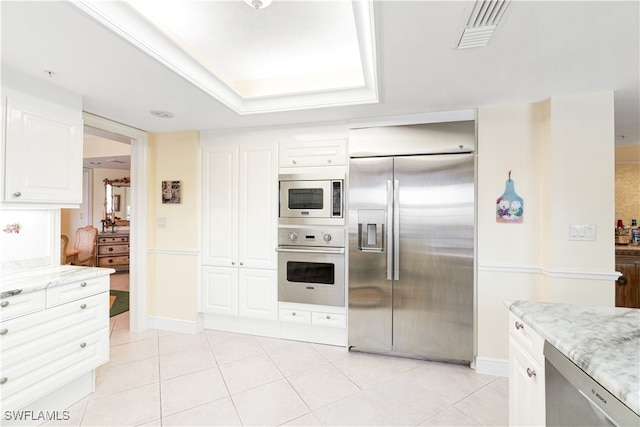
[[496, 171, 523, 223]]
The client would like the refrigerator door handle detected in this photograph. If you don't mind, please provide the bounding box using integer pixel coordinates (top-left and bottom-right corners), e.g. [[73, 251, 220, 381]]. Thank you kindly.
[[387, 179, 394, 280], [393, 179, 400, 280]]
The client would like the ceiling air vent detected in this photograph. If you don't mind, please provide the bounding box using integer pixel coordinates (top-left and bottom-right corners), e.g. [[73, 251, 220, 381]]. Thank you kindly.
[[457, 0, 511, 49]]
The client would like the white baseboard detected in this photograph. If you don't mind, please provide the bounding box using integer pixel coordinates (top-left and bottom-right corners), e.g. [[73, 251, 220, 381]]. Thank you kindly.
[[146, 315, 204, 335], [475, 356, 509, 377]]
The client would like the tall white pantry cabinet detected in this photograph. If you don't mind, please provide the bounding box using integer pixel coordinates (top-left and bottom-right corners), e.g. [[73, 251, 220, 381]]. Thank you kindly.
[[201, 142, 278, 320]]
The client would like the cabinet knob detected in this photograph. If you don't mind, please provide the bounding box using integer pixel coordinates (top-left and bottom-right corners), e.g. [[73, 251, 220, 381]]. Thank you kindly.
[[617, 275, 628, 286], [231, 261, 235, 266], [292, 160, 297, 165], [80, 282, 87, 288], [0, 301, 9, 308], [326, 315, 331, 320], [0, 328, 8, 336], [80, 342, 87, 349], [327, 159, 332, 163], [240, 262, 244, 266], [526, 368, 536, 378], [80, 304, 87, 309], [109, 247, 114, 252], [292, 312, 296, 316], [12, 192, 21, 197], [0, 377, 7, 385], [515, 321, 524, 330]]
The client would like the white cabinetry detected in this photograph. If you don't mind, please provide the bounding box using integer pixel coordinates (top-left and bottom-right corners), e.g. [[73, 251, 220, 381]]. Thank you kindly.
[[201, 143, 278, 320], [2, 83, 83, 206], [0, 274, 110, 411], [508, 312, 545, 426], [279, 139, 347, 168]]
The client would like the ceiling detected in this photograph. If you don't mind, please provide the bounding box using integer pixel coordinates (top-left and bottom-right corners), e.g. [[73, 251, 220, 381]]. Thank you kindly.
[[2, 1, 639, 148]]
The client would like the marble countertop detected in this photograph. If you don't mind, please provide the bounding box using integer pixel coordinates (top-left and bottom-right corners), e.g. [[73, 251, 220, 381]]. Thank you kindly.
[[509, 300, 640, 415], [0, 265, 115, 298]]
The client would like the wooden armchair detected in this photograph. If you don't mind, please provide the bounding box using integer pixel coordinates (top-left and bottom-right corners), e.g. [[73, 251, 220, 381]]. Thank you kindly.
[[60, 234, 80, 265], [70, 225, 98, 266]]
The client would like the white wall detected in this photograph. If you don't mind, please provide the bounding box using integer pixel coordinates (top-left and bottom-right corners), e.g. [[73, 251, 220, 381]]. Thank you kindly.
[[476, 92, 617, 371]]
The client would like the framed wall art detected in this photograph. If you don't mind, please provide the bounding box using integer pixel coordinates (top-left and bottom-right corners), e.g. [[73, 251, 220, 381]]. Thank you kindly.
[[162, 180, 182, 204]]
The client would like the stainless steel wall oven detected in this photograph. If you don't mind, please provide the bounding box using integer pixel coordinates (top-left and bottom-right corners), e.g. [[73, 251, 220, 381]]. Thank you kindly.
[[277, 226, 345, 307]]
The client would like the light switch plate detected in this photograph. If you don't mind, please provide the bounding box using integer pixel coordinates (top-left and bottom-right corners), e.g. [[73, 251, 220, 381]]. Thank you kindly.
[[569, 224, 596, 241], [157, 217, 167, 228]]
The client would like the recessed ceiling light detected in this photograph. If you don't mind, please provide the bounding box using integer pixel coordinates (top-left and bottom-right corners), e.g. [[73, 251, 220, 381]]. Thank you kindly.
[[245, 0, 272, 10], [150, 110, 174, 119]]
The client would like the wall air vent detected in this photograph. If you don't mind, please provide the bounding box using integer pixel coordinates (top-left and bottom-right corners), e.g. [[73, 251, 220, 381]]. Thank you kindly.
[[457, 0, 511, 49]]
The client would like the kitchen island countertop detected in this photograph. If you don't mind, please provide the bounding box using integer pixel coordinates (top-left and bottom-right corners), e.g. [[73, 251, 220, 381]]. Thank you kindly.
[[509, 300, 639, 416], [1, 265, 115, 298]]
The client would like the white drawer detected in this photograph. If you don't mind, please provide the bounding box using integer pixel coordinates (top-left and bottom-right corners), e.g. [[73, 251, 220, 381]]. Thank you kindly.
[[46, 276, 109, 307], [0, 327, 108, 411], [312, 312, 346, 328], [279, 309, 311, 324], [0, 291, 45, 321], [508, 312, 545, 364], [1, 292, 108, 368]]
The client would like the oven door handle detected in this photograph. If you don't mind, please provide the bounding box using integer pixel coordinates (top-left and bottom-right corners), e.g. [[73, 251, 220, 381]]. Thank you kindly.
[[276, 247, 345, 255]]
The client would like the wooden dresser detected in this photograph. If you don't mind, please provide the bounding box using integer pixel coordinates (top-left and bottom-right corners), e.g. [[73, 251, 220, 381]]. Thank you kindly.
[[96, 232, 129, 271]]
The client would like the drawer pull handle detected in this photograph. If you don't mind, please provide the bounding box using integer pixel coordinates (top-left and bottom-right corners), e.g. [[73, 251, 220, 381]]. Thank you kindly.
[[515, 321, 524, 330], [80, 304, 87, 309], [80, 282, 88, 288], [109, 247, 114, 252], [0, 301, 9, 308], [80, 342, 87, 349], [0, 377, 7, 385], [0, 329, 8, 336], [13, 192, 21, 197], [526, 368, 536, 378]]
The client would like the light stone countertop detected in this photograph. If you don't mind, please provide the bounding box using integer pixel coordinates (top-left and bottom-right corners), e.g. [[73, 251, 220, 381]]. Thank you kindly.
[[0, 265, 115, 298], [509, 300, 640, 416]]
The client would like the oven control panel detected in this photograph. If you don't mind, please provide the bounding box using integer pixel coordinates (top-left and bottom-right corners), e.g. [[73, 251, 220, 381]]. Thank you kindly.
[[278, 227, 345, 247]]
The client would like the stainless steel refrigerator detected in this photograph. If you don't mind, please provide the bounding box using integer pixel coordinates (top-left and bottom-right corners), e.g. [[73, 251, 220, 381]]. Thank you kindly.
[[348, 123, 475, 363]]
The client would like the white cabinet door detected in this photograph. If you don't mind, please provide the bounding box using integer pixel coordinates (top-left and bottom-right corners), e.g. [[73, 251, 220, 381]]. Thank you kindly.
[[4, 94, 82, 204], [202, 267, 238, 316], [509, 337, 546, 426], [238, 269, 277, 320], [238, 144, 278, 270], [279, 139, 347, 168], [202, 145, 239, 267]]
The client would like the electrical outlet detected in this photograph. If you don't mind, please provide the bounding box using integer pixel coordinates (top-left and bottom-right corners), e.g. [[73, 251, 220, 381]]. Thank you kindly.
[[157, 217, 167, 228]]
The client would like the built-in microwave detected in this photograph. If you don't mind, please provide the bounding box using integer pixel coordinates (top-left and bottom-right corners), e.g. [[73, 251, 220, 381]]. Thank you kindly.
[[279, 172, 344, 225]]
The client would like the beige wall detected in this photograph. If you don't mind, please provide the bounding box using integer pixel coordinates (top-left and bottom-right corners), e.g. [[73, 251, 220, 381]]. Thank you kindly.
[[477, 92, 616, 360], [615, 162, 640, 227], [147, 131, 200, 322]]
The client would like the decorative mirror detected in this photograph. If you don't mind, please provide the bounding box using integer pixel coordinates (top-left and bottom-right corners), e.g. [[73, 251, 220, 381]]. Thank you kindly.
[[103, 177, 130, 232]]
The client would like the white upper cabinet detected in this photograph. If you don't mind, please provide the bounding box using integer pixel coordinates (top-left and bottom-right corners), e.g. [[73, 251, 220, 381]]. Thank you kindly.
[[202, 142, 278, 270], [279, 139, 347, 168], [2, 76, 83, 207]]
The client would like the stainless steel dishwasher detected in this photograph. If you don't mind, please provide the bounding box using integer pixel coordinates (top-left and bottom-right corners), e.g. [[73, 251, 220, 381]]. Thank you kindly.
[[544, 341, 639, 426]]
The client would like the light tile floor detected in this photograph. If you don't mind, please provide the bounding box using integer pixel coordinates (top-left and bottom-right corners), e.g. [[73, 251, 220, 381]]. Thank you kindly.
[[47, 273, 509, 426]]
